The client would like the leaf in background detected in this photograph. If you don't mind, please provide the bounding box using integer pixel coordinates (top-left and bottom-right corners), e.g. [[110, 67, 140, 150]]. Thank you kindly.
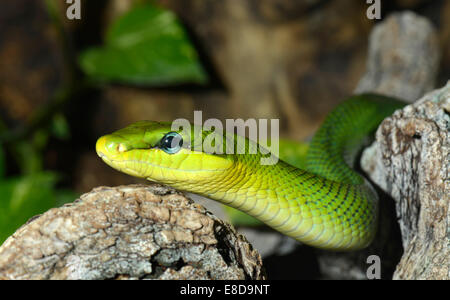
[[13, 141, 43, 175], [79, 4, 207, 86], [54, 189, 79, 207], [0, 172, 70, 245], [51, 113, 70, 140], [0, 145, 4, 179]]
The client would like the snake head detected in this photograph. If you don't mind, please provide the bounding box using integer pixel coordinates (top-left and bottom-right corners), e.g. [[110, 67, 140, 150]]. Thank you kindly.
[[95, 121, 234, 188]]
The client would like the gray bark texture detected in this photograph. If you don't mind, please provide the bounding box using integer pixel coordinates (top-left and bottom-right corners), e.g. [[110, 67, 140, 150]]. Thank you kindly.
[[356, 11, 449, 280], [0, 185, 265, 280], [362, 83, 450, 280]]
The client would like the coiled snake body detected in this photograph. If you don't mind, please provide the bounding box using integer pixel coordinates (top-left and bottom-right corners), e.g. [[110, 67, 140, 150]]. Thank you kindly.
[[96, 94, 405, 250]]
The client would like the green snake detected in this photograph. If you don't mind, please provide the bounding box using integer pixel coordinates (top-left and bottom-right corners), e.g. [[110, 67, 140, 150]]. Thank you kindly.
[[96, 94, 405, 251]]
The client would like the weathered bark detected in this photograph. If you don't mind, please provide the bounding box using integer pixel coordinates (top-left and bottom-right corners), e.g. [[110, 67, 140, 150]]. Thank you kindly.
[[0, 185, 265, 280], [355, 12, 448, 280], [362, 83, 449, 280]]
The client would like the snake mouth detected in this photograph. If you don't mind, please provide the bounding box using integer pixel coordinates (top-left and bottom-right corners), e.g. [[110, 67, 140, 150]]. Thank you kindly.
[[100, 151, 230, 174], [96, 135, 134, 157]]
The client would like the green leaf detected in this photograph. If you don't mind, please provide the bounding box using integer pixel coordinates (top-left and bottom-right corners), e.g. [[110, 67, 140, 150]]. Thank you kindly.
[[51, 113, 70, 140], [79, 4, 207, 86], [0, 145, 5, 179], [54, 189, 79, 207], [13, 141, 43, 175], [0, 172, 61, 244]]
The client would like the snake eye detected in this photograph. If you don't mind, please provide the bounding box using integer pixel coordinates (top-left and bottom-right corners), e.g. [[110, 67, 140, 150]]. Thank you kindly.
[[159, 132, 183, 154]]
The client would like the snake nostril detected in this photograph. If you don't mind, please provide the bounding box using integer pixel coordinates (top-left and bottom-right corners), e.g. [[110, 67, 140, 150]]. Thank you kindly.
[[117, 143, 127, 153]]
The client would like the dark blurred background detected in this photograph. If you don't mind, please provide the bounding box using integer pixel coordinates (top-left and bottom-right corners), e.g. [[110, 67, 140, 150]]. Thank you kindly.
[[0, 0, 448, 275]]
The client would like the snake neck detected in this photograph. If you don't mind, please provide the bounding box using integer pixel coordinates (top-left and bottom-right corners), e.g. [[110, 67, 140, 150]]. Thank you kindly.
[[185, 156, 377, 250]]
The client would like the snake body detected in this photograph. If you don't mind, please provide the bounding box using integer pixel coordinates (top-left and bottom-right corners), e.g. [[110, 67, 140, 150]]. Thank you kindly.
[[96, 94, 405, 251]]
